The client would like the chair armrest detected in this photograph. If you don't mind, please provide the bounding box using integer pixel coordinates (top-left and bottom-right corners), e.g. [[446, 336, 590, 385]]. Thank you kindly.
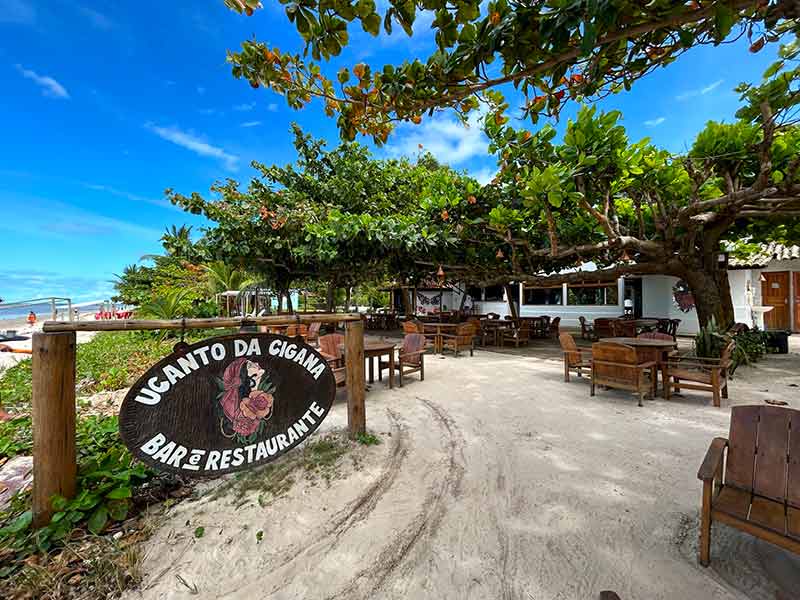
[[697, 437, 728, 481], [399, 349, 427, 359]]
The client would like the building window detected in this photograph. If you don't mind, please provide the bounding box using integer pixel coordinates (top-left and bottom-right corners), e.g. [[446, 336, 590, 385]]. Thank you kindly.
[[567, 284, 619, 305], [484, 285, 504, 301], [466, 286, 482, 301], [523, 286, 563, 305]]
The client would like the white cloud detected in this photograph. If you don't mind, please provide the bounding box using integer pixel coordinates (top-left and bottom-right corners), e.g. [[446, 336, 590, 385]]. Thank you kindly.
[[644, 116, 666, 127], [77, 6, 114, 29], [15, 64, 70, 99], [145, 123, 239, 170], [0, 0, 35, 25], [471, 166, 497, 185], [82, 183, 178, 210], [676, 79, 724, 101], [234, 102, 255, 111], [241, 121, 262, 128], [384, 110, 488, 166]]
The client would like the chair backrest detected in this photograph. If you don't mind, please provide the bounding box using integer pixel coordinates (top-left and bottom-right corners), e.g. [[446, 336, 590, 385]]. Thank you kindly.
[[611, 319, 635, 337], [579, 316, 590, 332], [594, 318, 614, 337], [720, 341, 735, 369], [725, 405, 800, 507], [307, 322, 321, 340], [456, 323, 475, 340], [559, 332, 582, 366], [591, 342, 639, 383], [401, 333, 426, 365], [402, 320, 417, 334], [669, 319, 681, 336], [549, 316, 561, 331], [638, 331, 673, 341], [319, 333, 344, 359]]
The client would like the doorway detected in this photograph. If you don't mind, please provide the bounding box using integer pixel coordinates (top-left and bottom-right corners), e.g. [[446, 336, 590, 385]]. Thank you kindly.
[[623, 278, 643, 318], [761, 271, 790, 329]]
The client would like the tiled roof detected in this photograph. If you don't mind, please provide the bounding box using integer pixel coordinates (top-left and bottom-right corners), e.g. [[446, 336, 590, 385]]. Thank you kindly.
[[728, 243, 800, 268]]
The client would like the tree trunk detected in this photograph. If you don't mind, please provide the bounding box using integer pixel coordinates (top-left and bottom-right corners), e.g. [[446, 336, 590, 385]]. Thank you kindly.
[[344, 286, 351, 312], [285, 290, 293, 314], [399, 287, 412, 317], [503, 283, 520, 320], [326, 280, 336, 313], [277, 293, 283, 313], [682, 266, 735, 330]]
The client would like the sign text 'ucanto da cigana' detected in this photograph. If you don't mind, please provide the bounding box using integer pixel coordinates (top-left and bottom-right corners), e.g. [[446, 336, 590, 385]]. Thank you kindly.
[[119, 334, 336, 476]]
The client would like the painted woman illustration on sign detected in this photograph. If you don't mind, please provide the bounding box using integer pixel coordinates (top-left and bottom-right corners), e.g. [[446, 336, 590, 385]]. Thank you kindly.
[[217, 357, 276, 441]]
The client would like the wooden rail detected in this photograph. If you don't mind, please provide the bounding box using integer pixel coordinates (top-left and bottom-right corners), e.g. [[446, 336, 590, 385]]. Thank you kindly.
[[43, 313, 363, 332], [32, 314, 366, 525]]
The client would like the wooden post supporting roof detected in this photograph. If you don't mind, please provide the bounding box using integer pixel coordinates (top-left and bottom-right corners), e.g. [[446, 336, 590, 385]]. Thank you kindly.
[[32, 331, 77, 527]]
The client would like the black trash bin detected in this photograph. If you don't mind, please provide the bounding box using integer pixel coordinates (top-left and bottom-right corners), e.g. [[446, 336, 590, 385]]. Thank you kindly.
[[765, 330, 790, 354]]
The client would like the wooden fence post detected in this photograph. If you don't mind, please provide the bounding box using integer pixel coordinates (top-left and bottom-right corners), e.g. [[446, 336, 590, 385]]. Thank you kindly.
[[344, 319, 365, 438], [32, 331, 77, 527]]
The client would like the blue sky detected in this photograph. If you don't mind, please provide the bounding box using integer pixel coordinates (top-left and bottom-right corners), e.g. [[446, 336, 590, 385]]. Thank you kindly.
[[0, 0, 781, 303]]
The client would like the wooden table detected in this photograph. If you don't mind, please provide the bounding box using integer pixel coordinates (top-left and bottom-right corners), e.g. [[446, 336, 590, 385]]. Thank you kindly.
[[479, 319, 510, 346], [423, 322, 460, 353], [603, 337, 677, 391], [343, 341, 397, 388]]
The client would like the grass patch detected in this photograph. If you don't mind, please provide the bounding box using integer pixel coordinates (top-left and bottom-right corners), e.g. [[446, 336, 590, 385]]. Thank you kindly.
[[356, 432, 381, 446], [210, 433, 360, 507], [0, 330, 235, 413]]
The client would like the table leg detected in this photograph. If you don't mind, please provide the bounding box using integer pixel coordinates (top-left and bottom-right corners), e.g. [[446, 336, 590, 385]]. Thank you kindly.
[[388, 352, 395, 389]]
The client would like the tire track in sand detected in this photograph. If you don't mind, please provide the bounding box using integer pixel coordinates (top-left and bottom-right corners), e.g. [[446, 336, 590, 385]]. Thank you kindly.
[[325, 397, 465, 600], [222, 408, 407, 598]]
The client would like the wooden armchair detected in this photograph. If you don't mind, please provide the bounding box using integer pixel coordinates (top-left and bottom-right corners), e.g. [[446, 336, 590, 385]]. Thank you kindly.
[[590, 342, 656, 407], [441, 323, 475, 357], [381, 333, 426, 386], [307, 322, 321, 345], [318, 333, 345, 368], [559, 333, 591, 382], [402, 320, 421, 334], [665, 341, 733, 407], [501, 323, 530, 348], [579, 316, 595, 341], [697, 405, 800, 566], [610, 319, 636, 337], [548, 316, 561, 339], [593, 318, 614, 338]]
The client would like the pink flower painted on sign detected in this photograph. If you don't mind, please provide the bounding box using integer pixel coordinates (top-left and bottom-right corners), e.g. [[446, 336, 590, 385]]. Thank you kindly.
[[219, 358, 276, 439]]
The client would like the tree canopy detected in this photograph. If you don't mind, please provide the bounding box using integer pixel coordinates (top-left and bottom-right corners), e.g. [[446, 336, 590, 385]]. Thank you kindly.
[[168, 125, 480, 299], [223, 0, 798, 143]]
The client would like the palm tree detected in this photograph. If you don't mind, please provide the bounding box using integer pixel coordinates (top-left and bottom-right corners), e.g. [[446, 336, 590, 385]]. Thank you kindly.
[[203, 262, 256, 316], [135, 288, 191, 320], [161, 225, 194, 258]]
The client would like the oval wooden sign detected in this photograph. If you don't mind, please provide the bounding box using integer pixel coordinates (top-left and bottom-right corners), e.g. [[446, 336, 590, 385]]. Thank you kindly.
[[119, 333, 336, 476]]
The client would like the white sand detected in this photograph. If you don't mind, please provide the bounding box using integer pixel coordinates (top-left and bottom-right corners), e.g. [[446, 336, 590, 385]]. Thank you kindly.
[[0, 316, 97, 371], [121, 339, 800, 599]]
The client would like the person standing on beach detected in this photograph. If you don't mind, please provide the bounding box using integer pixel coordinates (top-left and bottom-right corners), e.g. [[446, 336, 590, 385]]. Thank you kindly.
[[27, 311, 36, 326]]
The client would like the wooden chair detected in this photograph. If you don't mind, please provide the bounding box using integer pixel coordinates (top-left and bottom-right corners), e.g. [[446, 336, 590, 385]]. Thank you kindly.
[[697, 405, 800, 566], [590, 342, 656, 407], [441, 323, 475, 357], [307, 322, 321, 345], [501, 323, 530, 348], [593, 318, 614, 338], [548, 316, 561, 339], [318, 333, 344, 368], [657, 318, 681, 340], [380, 333, 426, 386], [579, 316, 595, 341], [487, 312, 500, 320], [402, 320, 421, 334], [559, 333, 591, 382], [610, 319, 636, 337], [665, 341, 733, 407]]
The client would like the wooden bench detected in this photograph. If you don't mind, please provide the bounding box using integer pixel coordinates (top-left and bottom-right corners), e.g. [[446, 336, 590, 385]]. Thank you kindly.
[[698, 405, 800, 566]]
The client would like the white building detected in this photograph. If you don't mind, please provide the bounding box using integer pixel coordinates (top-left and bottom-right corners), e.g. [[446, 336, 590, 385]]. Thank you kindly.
[[461, 244, 800, 336]]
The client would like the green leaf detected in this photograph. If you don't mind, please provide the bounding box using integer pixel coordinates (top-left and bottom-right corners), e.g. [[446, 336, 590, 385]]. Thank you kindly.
[[4, 510, 32, 534], [106, 486, 132, 499], [87, 505, 108, 534], [194, 526, 205, 538]]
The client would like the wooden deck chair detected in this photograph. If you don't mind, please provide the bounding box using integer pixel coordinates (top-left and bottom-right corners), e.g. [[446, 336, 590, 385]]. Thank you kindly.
[[697, 405, 800, 566], [380, 333, 426, 386], [559, 333, 592, 382], [319, 333, 344, 368], [441, 323, 475, 357], [665, 341, 733, 407]]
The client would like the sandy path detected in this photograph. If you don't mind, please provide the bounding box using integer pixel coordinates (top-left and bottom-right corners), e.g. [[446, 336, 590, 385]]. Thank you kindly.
[[127, 344, 800, 600]]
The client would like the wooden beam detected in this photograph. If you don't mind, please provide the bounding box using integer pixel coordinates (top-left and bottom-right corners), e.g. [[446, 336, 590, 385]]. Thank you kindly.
[[344, 319, 366, 438], [32, 332, 76, 527], [42, 313, 362, 333]]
